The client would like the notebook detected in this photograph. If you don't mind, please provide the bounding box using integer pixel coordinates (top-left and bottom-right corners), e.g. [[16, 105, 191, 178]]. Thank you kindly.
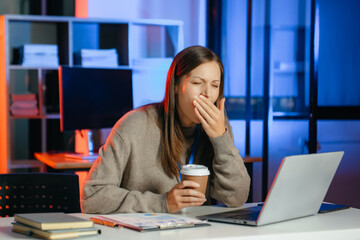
[[12, 222, 101, 240], [198, 151, 344, 226], [14, 212, 94, 230]]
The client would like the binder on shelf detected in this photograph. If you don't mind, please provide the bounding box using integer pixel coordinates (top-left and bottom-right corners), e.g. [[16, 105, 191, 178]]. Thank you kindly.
[[17, 44, 59, 67], [74, 48, 119, 68]]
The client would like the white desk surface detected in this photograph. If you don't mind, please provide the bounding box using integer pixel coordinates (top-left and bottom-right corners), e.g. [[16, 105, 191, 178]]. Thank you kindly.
[[1, 204, 360, 240]]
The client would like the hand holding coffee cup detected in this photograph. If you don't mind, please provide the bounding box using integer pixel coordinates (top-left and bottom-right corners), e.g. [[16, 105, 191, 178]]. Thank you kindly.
[[166, 164, 209, 213], [180, 164, 210, 195]]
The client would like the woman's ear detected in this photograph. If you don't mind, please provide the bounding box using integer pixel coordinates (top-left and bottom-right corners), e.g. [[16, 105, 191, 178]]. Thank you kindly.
[[175, 84, 179, 94]]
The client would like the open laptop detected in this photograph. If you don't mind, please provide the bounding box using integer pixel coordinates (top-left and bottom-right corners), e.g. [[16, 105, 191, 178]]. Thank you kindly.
[[198, 151, 344, 226]]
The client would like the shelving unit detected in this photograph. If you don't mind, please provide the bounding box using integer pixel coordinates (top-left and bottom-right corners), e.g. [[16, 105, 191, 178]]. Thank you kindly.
[[207, 0, 310, 201], [270, 25, 307, 118], [0, 14, 183, 173]]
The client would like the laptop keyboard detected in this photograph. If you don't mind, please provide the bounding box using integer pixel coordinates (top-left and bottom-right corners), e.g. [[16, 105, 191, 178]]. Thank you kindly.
[[224, 208, 260, 221], [197, 206, 262, 223], [229, 211, 259, 219]]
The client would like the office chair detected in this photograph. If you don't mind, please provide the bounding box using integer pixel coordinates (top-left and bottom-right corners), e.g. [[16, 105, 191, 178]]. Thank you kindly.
[[0, 173, 81, 217]]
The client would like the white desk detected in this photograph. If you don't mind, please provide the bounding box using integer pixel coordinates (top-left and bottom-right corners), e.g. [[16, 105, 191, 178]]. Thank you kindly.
[[1, 205, 360, 240]]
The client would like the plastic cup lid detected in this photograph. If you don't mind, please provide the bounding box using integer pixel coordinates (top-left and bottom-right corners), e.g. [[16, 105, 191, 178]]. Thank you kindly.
[[180, 164, 210, 176]]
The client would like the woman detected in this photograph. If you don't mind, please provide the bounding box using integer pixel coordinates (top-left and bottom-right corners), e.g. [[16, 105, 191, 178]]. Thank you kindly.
[[81, 46, 250, 213]]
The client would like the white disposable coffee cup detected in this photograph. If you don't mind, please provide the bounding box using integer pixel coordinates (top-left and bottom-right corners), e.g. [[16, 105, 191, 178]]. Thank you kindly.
[[180, 164, 210, 195]]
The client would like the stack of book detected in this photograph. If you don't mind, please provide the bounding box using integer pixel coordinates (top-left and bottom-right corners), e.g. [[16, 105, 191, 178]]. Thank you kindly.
[[74, 48, 119, 67], [10, 94, 39, 116], [12, 212, 101, 239], [18, 44, 59, 67]]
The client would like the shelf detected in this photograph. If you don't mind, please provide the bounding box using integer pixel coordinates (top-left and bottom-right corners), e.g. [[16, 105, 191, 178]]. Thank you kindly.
[[273, 70, 305, 74], [10, 65, 132, 70], [71, 65, 131, 70], [4, 14, 183, 26], [9, 65, 59, 70], [10, 114, 60, 119], [271, 25, 306, 31], [9, 160, 45, 170], [273, 111, 309, 120], [273, 61, 305, 74]]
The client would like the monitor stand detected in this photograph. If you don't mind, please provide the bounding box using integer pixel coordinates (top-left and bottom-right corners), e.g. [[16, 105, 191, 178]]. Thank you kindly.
[[65, 129, 99, 160]]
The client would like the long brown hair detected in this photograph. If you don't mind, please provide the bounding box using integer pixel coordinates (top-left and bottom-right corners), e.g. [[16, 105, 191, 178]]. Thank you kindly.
[[157, 46, 224, 178]]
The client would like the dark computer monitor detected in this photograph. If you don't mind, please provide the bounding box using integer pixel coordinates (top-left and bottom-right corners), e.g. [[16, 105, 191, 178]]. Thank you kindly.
[[58, 66, 133, 131]]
